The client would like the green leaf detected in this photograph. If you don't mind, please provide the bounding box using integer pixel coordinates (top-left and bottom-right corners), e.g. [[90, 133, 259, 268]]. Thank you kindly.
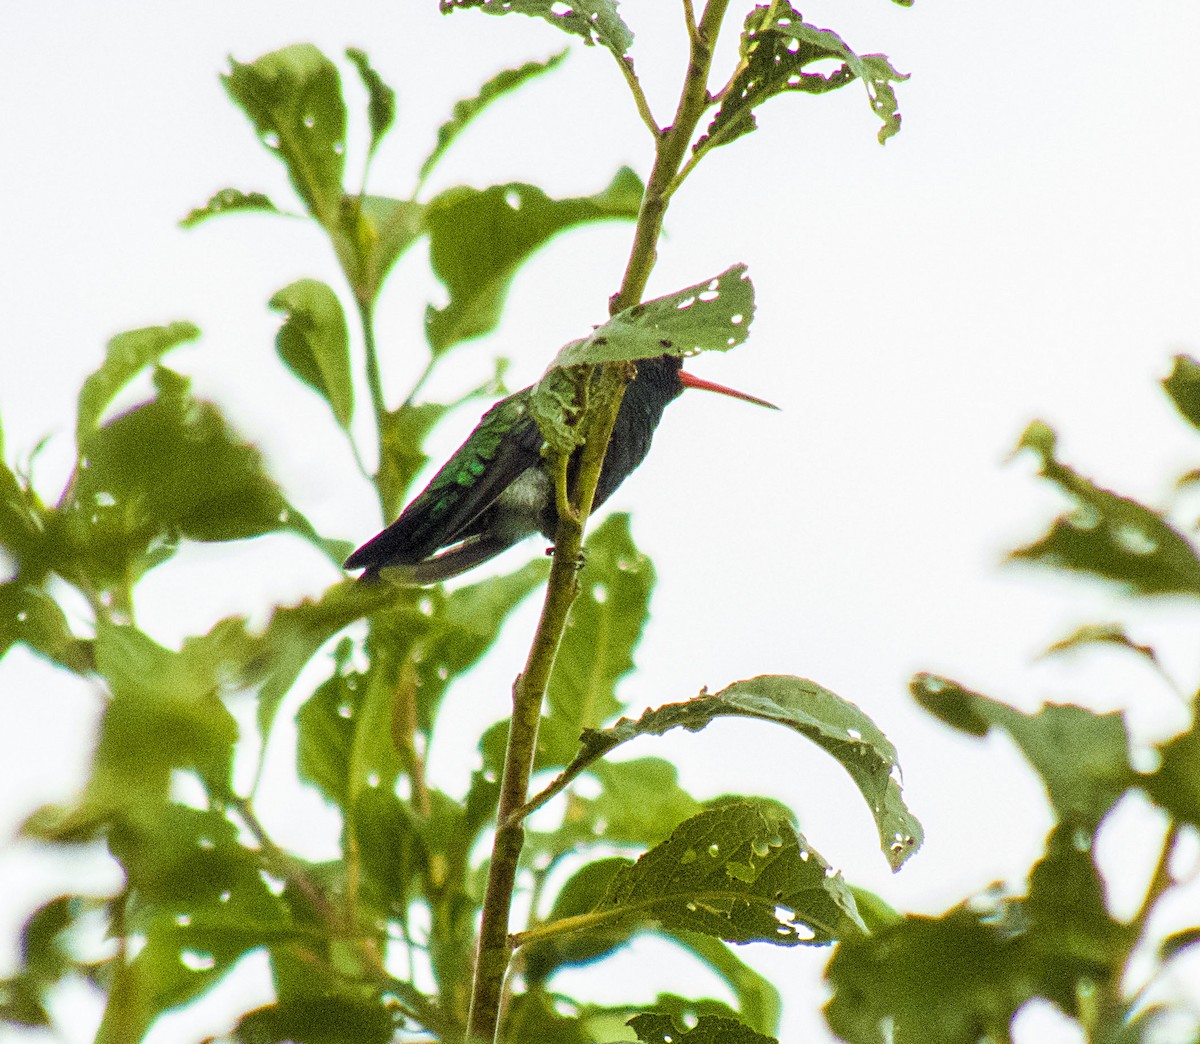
[[551, 265, 755, 368], [0, 896, 79, 1026], [1141, 698, 1200, 827], [596, 801, 867, 945], [345, 48, 396, 158], [419, 50, 568, 185], [25, 625, 240, 840], [700, 4, 907, 153], [526, 857, 636, 983], [912, 673, 1135, 832], [0, 581, 93, 672], [1042, 622, 1160, 667], [629, 1012, 778, 1044], [62, 367, 337, 593], [658, 931, 782, 1037], [223, 44, 347, 226], [332, 194, 426, 306], [180, 188, 283, 228], [269, 279, 354, 428], [234, 996, 396, 1044], [1011, 421, 1200, 597], [1162, 354, 1200, 431], [424, 167, 643, 353], [566, 675, 923, 871], [538, 513, 654, 763], [825, 825, 1134, 1044], [1161, 926, 1200, 963], [76, 322, 201, 442], [440, 0, 633, 58]]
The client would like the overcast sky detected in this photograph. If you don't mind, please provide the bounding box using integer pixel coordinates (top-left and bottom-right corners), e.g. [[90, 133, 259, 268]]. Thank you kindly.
[[3, 2, 1200, 1041]]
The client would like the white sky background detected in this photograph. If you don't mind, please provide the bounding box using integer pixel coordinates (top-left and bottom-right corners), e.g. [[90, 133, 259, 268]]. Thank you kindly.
[[3, 1, 1200, 1041]]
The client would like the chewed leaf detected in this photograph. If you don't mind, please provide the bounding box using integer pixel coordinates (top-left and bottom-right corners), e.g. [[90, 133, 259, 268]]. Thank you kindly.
[[569, 675, 922, 871], [180, 189, 283, 228], [596, 801, 866, 945], [553, 265, 755, 368], [425, 168, 643, 353], [1011, 421, 1200, 597], [440, 0, 633, 58], [419, 50, 568, 185], [912, 673, 1135, 832], [699, 3, 907, 153], [222, 44, 347, 225]]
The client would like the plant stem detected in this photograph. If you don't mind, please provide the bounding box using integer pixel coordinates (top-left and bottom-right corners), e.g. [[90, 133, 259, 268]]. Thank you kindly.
[[357, 298, 392, 519], [465, 6, 732, 1039]]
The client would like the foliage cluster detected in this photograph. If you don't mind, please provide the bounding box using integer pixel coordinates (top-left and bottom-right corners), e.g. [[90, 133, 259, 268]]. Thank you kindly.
[[2, 3, 1198, 1043]]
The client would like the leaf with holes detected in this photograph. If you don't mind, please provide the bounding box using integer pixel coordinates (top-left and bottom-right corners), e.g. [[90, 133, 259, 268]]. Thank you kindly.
[[419, 50, 568, 185], [699, 3, 907, 153], [552, 265, 755, 369], [912, 673, 1134, 833], [1011, 421, 1200, 597], [565, 675, 922, 870], [180, 188, 284, 228], [269, 279, 354, 428], [345, 48, 396, 158], [595, 801, 866, 945], [424, 168, 643, 353], [223, 44, 347, 226], [440, 0, 632, 58], [629, 1012, 778, 1044]]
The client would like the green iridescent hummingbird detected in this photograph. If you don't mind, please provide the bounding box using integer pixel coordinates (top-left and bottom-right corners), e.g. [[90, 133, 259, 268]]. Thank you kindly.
[[344, 354, 776, 585]]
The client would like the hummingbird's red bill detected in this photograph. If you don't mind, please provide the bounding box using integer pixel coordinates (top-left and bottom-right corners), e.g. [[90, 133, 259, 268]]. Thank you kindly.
[[678, 369, 779, 410]]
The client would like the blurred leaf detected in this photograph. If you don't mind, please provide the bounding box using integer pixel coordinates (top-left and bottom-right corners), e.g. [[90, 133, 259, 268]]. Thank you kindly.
[[352, 786, 428, 923], [413, 556, 549, 732], [269, 279, 354, 428], [700, 3, 907, 152], [0, 581, 93, 672], [575, 757, 701, 847], [63, 366, 342, 593], [1042, 622, 1159, 667], [846, 885, 903, 933], [526, 857, 636, 984], [1163, 354, 1200, 431], [25, 624, 240, 840], [629, 1012, 778, 1044], [825, 825, 1134, 1044], [223, 44, 347, 226], [424, 168, 643, 353], [1141, 698, 1200, 827], [76, 322, 201, 441], [538, 513, 653, 764], [913, 674, 1134, 833], [565, 675, 923, 870], [0, 433, 51, 573], [552, 265, 755, 368], [345, 48, 396, 158], [332, 195, 426, 307], [1011, 421, 1200, 597], [658, 931, 782, 1037], [0, 896, 78, 1026], [180, 188, 284, 228], [1161, 926, 1200, 963], [440, 0, 633, 58], [595, 801, 866, 945], [234, 996, 396, 1044], [419, 50, 568, 185]]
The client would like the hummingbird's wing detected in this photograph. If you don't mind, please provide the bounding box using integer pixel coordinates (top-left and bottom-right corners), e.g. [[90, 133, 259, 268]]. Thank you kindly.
[[344, 393, 545, 572]]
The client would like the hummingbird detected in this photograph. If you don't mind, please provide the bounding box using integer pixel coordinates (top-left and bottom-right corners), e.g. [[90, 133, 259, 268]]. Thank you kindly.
[[344, 354, 776, 585]]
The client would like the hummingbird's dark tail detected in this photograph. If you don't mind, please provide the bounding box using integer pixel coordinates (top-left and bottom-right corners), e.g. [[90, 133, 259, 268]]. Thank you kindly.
[[360, 533, 524, 587]]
